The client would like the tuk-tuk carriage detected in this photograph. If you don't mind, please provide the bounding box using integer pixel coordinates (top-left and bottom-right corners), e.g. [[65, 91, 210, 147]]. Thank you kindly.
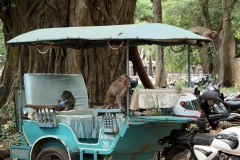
[[7, 23, 209, 160]]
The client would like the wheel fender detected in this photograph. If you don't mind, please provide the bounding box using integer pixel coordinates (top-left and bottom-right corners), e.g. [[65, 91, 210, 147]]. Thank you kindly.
[[30, 135, 78, 159], [56, 135, 78, 152]]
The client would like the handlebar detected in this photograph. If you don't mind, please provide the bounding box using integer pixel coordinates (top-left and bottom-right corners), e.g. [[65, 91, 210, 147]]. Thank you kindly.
[[209, 114, 223, 119], [213, 81, 222, 90], [218, 81, 223, 86]]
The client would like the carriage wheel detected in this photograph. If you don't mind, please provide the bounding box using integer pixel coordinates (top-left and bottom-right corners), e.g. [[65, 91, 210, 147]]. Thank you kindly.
[[36, 146, 69, 160]]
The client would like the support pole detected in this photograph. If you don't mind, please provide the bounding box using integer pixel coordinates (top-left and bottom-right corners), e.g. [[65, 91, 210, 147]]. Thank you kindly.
[[81, 46, 84, 74], [19, 46, 23, 132], [188, 45, 191, 87], [126, 41, 130, 117]]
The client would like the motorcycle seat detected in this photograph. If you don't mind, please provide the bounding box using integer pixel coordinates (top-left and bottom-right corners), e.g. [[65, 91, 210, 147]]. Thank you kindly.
[[225, 113, 240, 121], [225, 101, 240, 111], [191, 133, 215, 146], [226, 98, 240, 101]]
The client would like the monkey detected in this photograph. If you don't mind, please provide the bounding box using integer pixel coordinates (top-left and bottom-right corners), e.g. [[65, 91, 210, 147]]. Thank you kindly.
[[104, 74, 131, 112], [189, 27, 218, 39], [57, 90, 76, 111], [187, 27, 218, 47]]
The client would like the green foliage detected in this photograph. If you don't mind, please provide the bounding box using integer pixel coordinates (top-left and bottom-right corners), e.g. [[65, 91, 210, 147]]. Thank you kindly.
[[135, 1, 155, 61], [162, 0, 222, 28], [232, 2, 240, 34], [136, 83, 144, 89], [221, 86, 240, 96], [174, 79, 189, 88], [162, 0, 202, 27], [1, 102, 15, 119], [0, 20, 6, 67], [0, 102, 21, 146], [138, 45, 156, 61], [0, 122, 20, 145], [10, 3, 17, 8], [164, 46, 200, 72], [165, 47, 188, 72], [161, 0, 232, 73], [234, 29, 240, 39], [135, 0, 153, 23], [1, 2, 16, 11]]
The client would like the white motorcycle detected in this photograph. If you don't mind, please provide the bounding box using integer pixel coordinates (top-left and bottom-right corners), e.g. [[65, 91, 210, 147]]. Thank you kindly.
[[162, 90, 240, 160], [168, 126, 240, 160]]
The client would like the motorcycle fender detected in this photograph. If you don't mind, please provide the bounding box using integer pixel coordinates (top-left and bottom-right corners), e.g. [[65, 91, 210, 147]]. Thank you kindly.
[[211, 127, 240, 155], [194, 145, 219, 160]]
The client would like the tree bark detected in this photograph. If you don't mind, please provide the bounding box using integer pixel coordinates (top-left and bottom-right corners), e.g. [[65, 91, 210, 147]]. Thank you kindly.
[[198, 0, 240, 86], [148, 55, 153, 77], [129, 47, 154, 89], [215, 0, 240, 87], [0, 0, 142, 107], [153, 0, 166, 87]]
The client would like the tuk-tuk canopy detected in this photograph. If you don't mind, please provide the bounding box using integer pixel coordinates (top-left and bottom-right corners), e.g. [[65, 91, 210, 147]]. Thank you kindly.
[[7, 23, 210, 49]]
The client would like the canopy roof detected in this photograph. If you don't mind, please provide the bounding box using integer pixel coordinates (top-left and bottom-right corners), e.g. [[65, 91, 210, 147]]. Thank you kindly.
[[7, 23, 210, 49]]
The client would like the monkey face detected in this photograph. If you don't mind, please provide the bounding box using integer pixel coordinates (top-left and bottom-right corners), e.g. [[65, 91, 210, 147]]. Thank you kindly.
[[61, 90, 72, 99], [57, 90, 75, 111], [118, 74, 130, 85], [210, 31, 218, 39]]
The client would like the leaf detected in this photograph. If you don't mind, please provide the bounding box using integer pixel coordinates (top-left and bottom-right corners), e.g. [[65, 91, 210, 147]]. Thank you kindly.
[[2, 6, 7, 11], [10, 3, 17, 8]]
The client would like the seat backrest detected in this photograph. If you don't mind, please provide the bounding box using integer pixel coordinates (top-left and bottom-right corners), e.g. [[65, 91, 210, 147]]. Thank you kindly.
[[24, 73, 88, 109], [130, 88, 182, 110]]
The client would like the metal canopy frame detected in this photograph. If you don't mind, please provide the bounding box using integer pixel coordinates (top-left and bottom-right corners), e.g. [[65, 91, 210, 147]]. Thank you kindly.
[[7, 23, 210, 48]]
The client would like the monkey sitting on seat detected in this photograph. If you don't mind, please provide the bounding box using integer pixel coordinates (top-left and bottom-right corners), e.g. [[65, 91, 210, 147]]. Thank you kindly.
[[104, 74, 131, 112], [57, 90, 76, 111]]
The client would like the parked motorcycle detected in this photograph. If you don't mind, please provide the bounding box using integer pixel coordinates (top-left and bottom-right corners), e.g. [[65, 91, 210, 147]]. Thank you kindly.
[[161, 81, 176, 89], [165, 126, 240, 160], [168, 81, 176, 89], [225, 92, 240, 101], [200, 79, 240, 112], [173, 88, 240, 130], [201, 90, 240, 130]]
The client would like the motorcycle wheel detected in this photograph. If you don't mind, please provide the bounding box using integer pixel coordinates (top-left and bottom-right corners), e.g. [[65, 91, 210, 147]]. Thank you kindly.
[[172, 150, 190, 160], [36, 146, 68, 160]]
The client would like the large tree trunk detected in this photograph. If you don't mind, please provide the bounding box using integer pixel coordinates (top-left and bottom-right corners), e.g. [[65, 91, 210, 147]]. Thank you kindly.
[[129, 47, 154, 89], [199, 45, 214, 74], [198, 0, 240, 86], [213, 0, 240, 87], [153, 0, 166, 87], [0, 0, 140, 107]]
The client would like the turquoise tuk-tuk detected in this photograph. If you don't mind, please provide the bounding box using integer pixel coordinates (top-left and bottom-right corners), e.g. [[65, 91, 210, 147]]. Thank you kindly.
[[7, 23, 209, 160]]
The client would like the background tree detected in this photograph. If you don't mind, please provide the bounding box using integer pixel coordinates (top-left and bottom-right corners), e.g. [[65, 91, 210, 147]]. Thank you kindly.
[[152, 0, 166, 87], [162, 0, 203, 78], [133, 0, 155, 88], [214, 0, 240, 86], [192, 0, 240, 86], [162, 0, 240, 87]]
